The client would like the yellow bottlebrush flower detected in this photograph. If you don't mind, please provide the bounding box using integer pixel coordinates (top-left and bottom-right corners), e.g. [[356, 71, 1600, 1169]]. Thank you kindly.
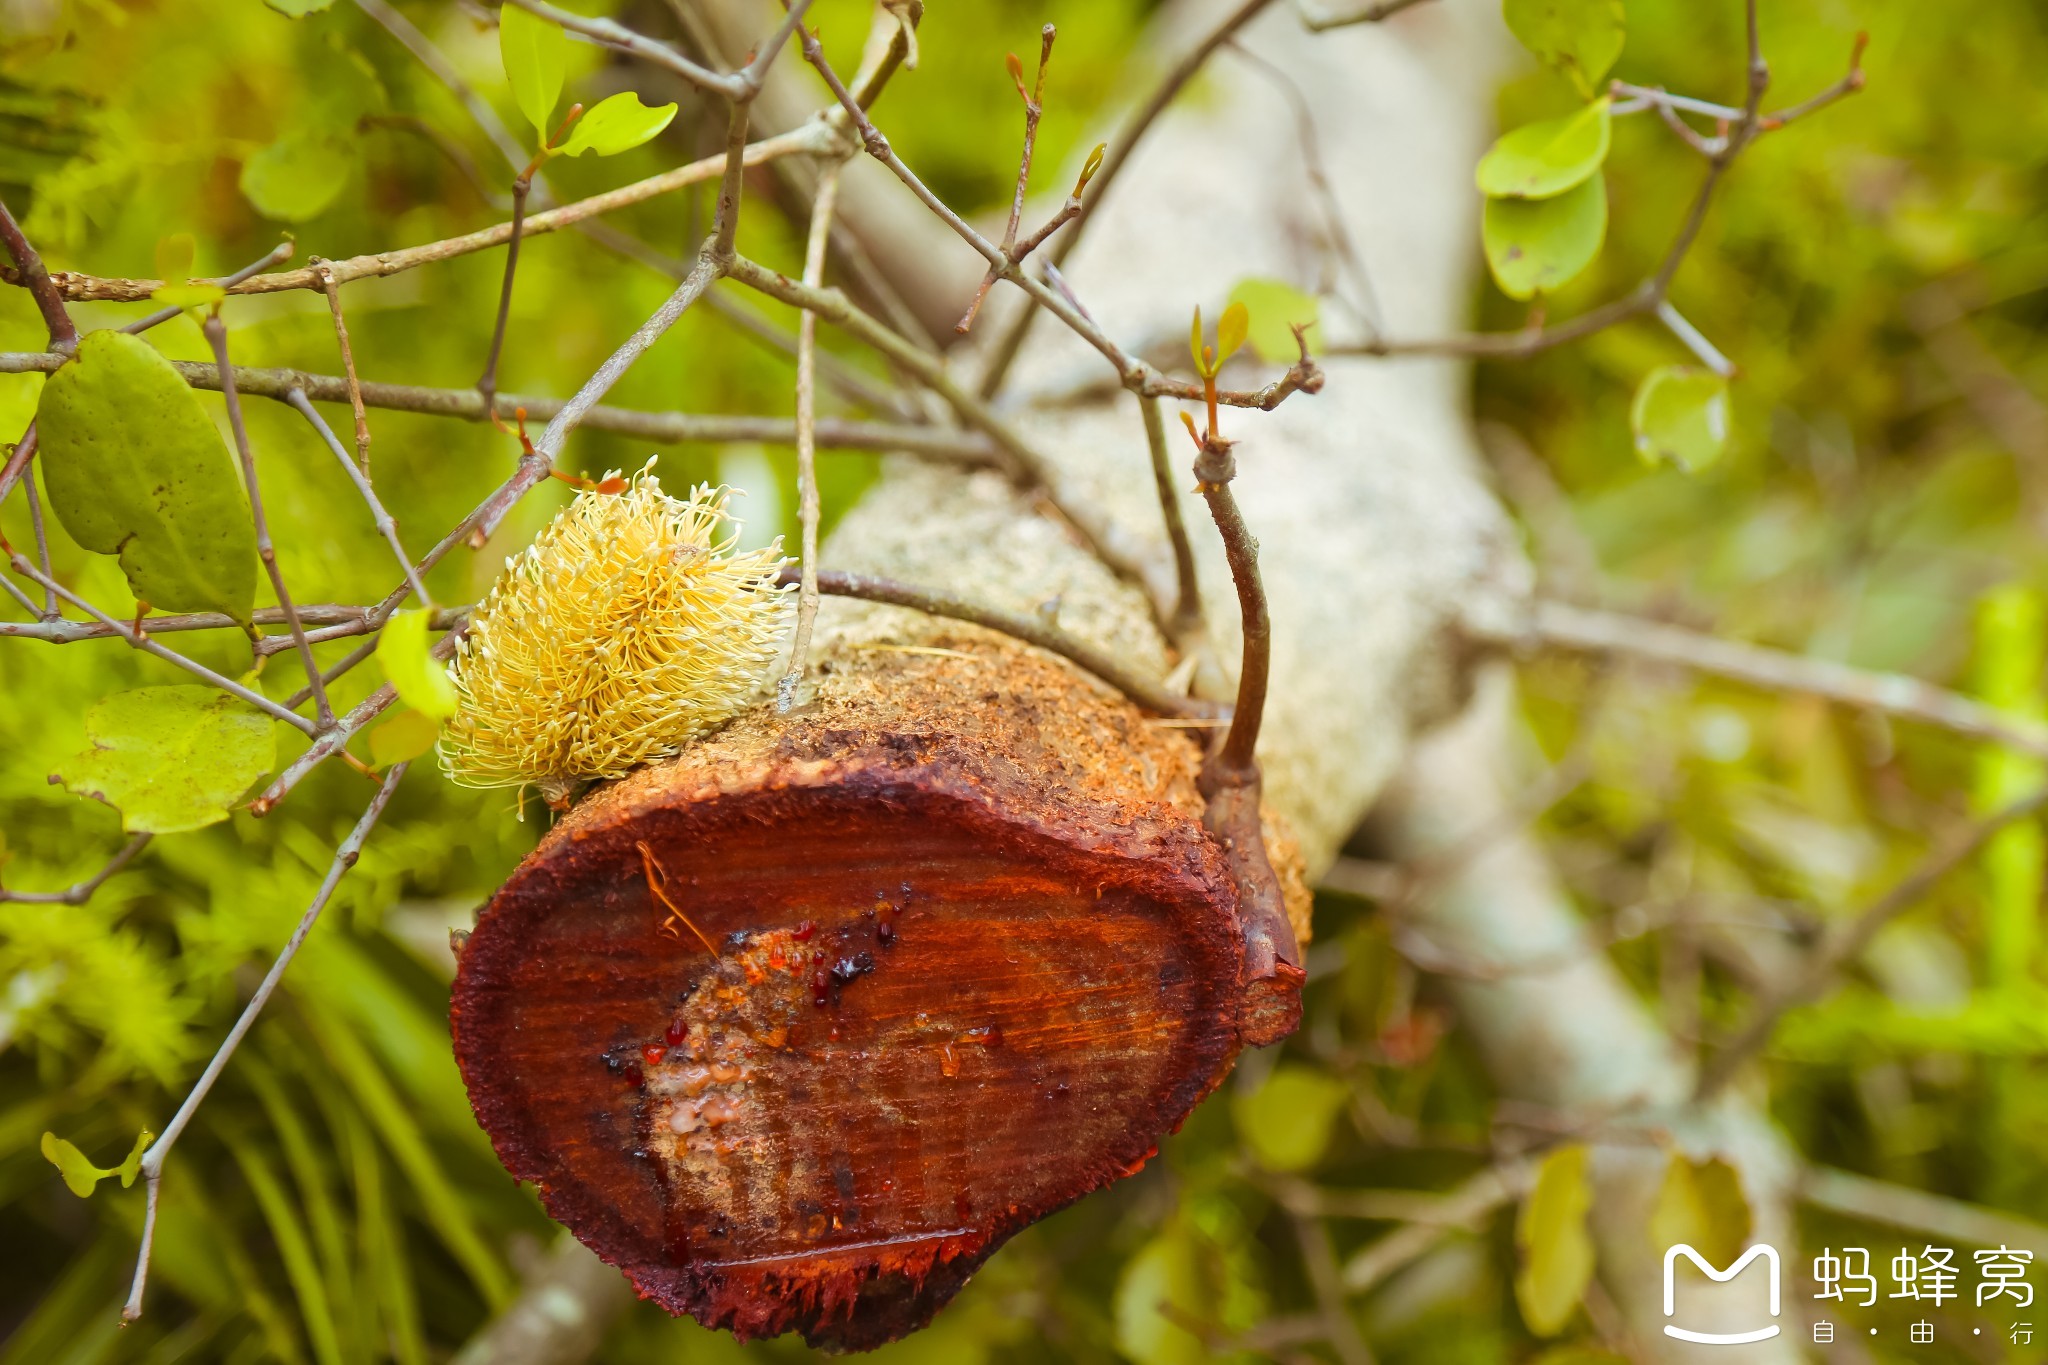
[[440, 465, 791, 804]]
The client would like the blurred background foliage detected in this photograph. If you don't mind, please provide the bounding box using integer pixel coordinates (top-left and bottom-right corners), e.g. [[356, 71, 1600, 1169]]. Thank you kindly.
[[0, 0, 2044, 1361]]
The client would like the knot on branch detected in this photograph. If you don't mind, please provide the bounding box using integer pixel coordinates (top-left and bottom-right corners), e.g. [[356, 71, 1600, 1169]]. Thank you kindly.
[[1192, 434, 1237, 488]]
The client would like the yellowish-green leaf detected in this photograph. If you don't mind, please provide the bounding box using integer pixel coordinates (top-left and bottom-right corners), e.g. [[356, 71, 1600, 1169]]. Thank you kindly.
[[1515, 1143, 1595, 1337], [1113, 1229, 1207, 1365], [240, 129, 351, 222], [1214, 301, 1250, 368], [1227, 278, 1321, 363], [378, 610, 457, 721], [1074, 141, 1106, 195], [1630, 365, 1729, 472], [1478, 98, 1612, 198], [41, 1129, 153, 1198], [1189, 306, 1207, 377], [1650, 1154, 1751, 1271], [370, 707, 442, 767], [264, 0, 336, 14], [53, 686, 276, 834], [1482, 174, 1606, 300], [556, 91, 677, 158], [1233, 1065, 1349, 1172], [500, 2, 567, 143], [35, 330, 258, 622], [1504, 0, 1626, 97]]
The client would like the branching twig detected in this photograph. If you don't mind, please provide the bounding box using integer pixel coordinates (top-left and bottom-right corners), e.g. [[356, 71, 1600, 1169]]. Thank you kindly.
[[124, 763, 407, 1323], [1697, 783, 2048, 1101], [0, 193, 75, 353], [1474, 597, 2048, 760], [0, 833, 150, 905], [122, 240, 297, 338], [777, 159, 845, 710], [954, 26, 1058, 334], [204, 315, 333, 729]]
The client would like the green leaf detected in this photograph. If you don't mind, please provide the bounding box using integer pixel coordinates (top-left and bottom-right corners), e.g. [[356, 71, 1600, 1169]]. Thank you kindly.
[[1515, 1143, 1595, 1337], [1113, 1229, 1207, 1365], [1214, 300, 1250, 368], [1227, 278, 1322, 363], [53, 686, 276, 834], [1629, 365, 1729, 472], [40, 1129, 153, 1198], [1649, 1154, 1751, 1270], [1503, 0, 1626, 97], [265, 0, 337, 13], [369, 707, 442, 767], [1482, 173, 1606, 300], [240, 130, 352, 222], [555, 91, 679, 158], [499, 2, 567, 143], [35, 329, 259, 622], [377, 611, 457, 721], [1232, 1065, 1349, 1172], [1189, 306, 1208, 377], [1477, 98, 1612, 198]]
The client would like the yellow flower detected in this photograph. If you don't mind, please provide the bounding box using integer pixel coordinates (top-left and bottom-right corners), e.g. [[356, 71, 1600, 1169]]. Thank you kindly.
[[440, 465, 790, 804]]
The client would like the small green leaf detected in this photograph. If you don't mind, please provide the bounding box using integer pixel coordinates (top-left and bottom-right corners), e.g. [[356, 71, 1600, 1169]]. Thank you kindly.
[[36, 330, 259, 622], [116, 1129, 155, 1188], [1482, 173, 1606, 300], [265, 0, 337, 13], [378, 611, 457, 721], [369, 707, 442, 767], [1232, 1065, 1349, 1172], [555, 91, 678, 158], [240, 130, 352, 222], [1213, 301, 1250, 369], [1477, 98, 1612, 198], [1515, 1143, 1595, 1337], [1630, 365, 1730, 472], [1113, 1229, 1207, 1365], [41, 1133, 107, 1197], [1189, 306, 1207, 376], [1074, 141, 1106, 195], [500, 3, 567, 143], [1650, 1154, 1751, 1270], [1503, 0, 1626, 97], [54, 687, 276, 834], [1227, 278, 1321, 363]]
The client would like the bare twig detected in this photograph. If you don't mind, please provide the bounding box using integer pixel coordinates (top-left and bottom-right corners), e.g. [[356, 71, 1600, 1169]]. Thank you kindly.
[[1656, 300, 1735, 376], [1696, 783, 2048, 1101], [0, 126, 835, 304], [1, 551, 317, 734], [0, 352, 992, 465], [1800, 1165, 2048, 1258], [0, 193, 75, 352], [976, 0, 1278, 398], [1339, 1161, 1528, 1292], [20, 472, 53, 619], [478, 172, 537, 423], [1141, 395, 1202, 638], [1296, 0, 1434, 30], [283, 390, 432, 608], [355, 0, 528, 173], [121, 240, 297, 337], [316, 263, 372, 468], [955, 26, 1057, 334], [777, 159, 845, 710], [124, 764, 407, 1323], [0, 602, 456, 646], [1474, 597, 2048, 761], [0, 834, 151, 905], [1290, 1214, 1374, 1365], [204, 315, 333, 729], [791, 567, 1218, 720], [505, 0, 743, 99]]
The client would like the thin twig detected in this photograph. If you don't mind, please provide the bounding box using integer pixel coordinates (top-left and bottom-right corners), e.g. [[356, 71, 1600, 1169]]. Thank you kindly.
[[1799, 1165, 2048, 1258], [976, 0, 1278, 398], [778, 159, 845, 711], [505, 0, 744, 99], [1296, 0, 1434, 30], [1339, 1161, 1528, 1292], [204, 315, 333, 729], [477, 173, 534, 422], [1476, 597, 2048, 760], [955, 26, 1056, 334], [0, 127, 836, 305], [791, 567, 1217, 719], [1141, 395, 1202, 638], [0, 352, 993, 465], [0, 834, 151, 905], [355, 0, 527, 173], [0, 602, 461, 647], [124, 764, 407, 1323], [2, 551, 317, 734], [316, 263, 372, 468], [0, 193, 75, 352], [20, 471, 53, 619], [1656, 300, 1734, 376], [1696, 783, 2048, 1101], [121, 240, 297, 337], [283, 390, 432, 608]]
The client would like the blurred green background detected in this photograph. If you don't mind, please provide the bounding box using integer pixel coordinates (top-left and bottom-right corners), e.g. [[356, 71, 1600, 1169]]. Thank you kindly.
[[2, 0, 2046, 1361]]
